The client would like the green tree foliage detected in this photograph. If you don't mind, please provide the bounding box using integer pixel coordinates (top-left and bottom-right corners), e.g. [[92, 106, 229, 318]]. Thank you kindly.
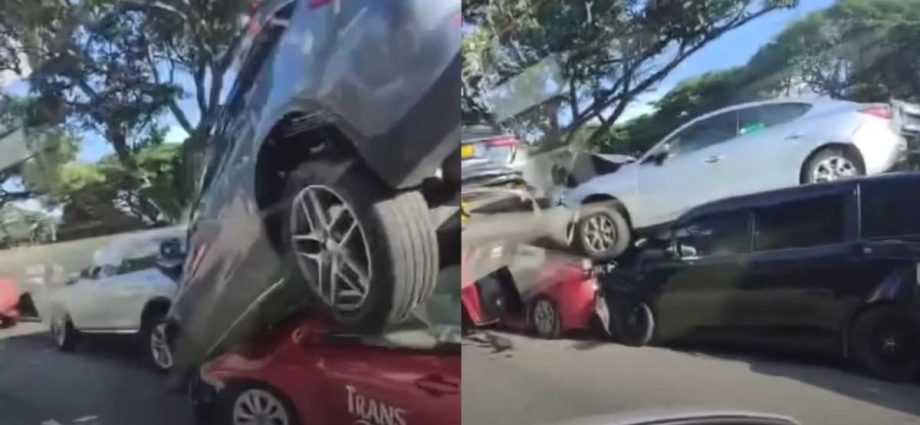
[[462, 0, 797, 150]]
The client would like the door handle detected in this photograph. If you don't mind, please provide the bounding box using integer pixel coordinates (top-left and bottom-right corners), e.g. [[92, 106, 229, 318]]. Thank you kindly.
[[784, 133, 803, 140], [704, 155, 724, 163], [415, 375, 458, 397]]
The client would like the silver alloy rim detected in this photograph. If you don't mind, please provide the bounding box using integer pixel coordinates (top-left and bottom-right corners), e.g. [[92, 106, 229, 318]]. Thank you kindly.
[[582, 214, 616, 253], [150, 323, 173, 370], [233, 389, 290, 425], [812, 156, 857, 183], [533, 299, 556, 336], [52, 317, 66, 346], [290, 185, 372, 312]]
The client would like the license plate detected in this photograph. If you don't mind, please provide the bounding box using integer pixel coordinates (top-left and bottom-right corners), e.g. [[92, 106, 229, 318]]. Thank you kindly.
[[595, 294, 611, 335], [460, 144, 476, 159]]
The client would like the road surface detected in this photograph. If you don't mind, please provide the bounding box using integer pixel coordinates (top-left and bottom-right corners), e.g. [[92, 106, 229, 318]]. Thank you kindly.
[[0, 323, 194, 425], [462, 331, 920, 425]]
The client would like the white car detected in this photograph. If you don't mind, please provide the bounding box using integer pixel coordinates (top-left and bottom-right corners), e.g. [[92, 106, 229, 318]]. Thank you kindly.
[[562, 98, 907, 259], [46, 229, 184, 371]]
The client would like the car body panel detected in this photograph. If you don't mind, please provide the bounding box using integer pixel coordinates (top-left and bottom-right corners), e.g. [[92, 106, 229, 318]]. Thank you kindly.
[[197, 316, 460, 425], [599, 173, 920, 353], [0, 278, 19, 322], [562, 98, 905, 231]]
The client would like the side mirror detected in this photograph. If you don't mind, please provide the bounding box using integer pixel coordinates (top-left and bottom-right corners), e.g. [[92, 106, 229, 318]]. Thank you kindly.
[[160, 238, 184, 260]]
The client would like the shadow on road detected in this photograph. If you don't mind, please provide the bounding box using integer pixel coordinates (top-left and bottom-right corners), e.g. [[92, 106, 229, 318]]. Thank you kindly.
[[669, 341, 920, 419], [0, 326, 193, 425]]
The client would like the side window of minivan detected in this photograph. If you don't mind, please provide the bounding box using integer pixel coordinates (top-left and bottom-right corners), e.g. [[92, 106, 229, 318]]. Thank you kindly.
[[674, 211, 751, 257], [861, 180, 920, 238], [753, 195, 846, 251]]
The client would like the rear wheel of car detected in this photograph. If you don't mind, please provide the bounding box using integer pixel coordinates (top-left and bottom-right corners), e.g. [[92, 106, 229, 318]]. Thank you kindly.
[[50, 313, 78, 352], [142, 314, 174, 373], [572, 204, 631, 261], [529, 297, 562, 339], [612, 299, 655, 347], [217, 384, 300, 425], [282, 157, 438, 334], [850, 305, 920, 382], [802, 147, 864, 184]]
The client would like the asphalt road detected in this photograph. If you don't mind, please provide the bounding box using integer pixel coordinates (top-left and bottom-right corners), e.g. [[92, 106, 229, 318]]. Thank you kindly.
[[0, 322, 195, 425], [462, 331, 920, 425]]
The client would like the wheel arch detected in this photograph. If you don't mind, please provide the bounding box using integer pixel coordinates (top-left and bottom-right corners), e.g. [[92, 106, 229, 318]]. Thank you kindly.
[[800, 143, 866, 183], [581, 193, 633, 229], [140, 297, 172, 326]]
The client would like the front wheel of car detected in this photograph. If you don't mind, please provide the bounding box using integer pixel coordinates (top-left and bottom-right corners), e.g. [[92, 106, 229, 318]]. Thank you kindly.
[[217, 384, 300, 425], [529, 297, 562, 339], [850, 306, 920, 382], [50, 313, 79, 352], [801, 147, 865, 184], [143, 317, 174, 373], [282, 157, 438, 334], [571, 203, 631, 261], [612, 299, 655, 347]]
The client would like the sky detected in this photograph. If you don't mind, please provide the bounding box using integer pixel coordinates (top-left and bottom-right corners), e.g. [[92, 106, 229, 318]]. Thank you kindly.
[[617, 0, 836, 121]]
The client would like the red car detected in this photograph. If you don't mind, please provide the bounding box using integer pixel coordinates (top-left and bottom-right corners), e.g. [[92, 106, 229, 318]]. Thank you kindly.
[[189, 309, 459, 425], [463, 245, 600, 339], [0, 277, 19, 327]]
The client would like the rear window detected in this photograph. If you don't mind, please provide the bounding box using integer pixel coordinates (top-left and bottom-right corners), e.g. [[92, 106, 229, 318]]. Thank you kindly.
[[861, 180, 920, 238], [754, 195, 846, 251]]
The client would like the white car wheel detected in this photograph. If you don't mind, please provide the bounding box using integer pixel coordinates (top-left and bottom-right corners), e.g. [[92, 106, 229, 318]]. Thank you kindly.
[[232, 389, 292, 425]]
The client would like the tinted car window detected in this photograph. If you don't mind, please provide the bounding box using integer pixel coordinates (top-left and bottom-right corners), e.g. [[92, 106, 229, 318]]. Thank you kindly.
[[861, 180, 920, 238], [675, 211, 751, 257], [754, 195, 846, 251], [673, 111, 738, 155], [738, 103, 812, 135]]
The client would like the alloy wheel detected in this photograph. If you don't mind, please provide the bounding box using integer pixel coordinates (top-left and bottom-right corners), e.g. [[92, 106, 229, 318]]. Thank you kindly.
[[533, 299, 557, 336], [812, 156, 858, 183], [582, 214, 616, 253], [150, 323, 173, 370], [872, 321, 916, 366], [289, 185, 372, 313], [232, 389, 290, 425]]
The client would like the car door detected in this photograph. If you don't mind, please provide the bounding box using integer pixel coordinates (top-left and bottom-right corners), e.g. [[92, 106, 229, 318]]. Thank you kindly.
[[743, 191, 859, 338], [68, 264, 119, 329], [637, 111, 739, 225], [317, 338, 460, 425], [648, 210, 753, 339], [88, 258, 162, 331], [721, 103, 814, 197]]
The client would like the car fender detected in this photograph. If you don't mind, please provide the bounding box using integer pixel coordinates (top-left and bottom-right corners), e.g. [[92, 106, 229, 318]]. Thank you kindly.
[[561, 165, 640, 223]]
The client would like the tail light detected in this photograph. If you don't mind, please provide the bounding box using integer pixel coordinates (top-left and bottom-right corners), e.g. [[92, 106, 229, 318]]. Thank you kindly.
[[486, 136, 519, 148], [859, 106, 892, 120]]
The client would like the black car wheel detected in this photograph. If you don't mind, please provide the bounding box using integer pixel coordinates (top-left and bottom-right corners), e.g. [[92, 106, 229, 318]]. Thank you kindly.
[[216, 383, 300, 425], [612, 299, 655, 347], [50, 313, 79, 352], [282, 157, 438, 334], [851, 306, 920, 382], [572, 204, 631, 261], [529, 297, 562, 339]]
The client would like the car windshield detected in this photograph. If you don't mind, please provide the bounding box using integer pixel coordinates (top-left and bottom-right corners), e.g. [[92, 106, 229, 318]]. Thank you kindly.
[[462, 1, 920, 425]]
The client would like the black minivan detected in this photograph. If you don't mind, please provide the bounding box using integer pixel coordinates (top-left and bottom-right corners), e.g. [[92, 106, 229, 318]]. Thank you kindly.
[[597, 173, 920, 382]]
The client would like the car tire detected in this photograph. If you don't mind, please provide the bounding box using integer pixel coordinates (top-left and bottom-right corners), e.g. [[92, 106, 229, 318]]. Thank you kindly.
[[50, 313, 78, 352], [0, 316, 15, 328], [801, 147, 865, 184], [850, 305, 920, 382], [611, 299, 655, 347], [216, 383, 301, 425], [572, 204, 631, 261], [142, 314, 174, 373], [529, 297, 562, 339], [281, 157, 438, 334]]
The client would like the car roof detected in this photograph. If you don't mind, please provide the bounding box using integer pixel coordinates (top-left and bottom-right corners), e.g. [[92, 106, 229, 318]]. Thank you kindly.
[[678, 173, 920, 223]]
